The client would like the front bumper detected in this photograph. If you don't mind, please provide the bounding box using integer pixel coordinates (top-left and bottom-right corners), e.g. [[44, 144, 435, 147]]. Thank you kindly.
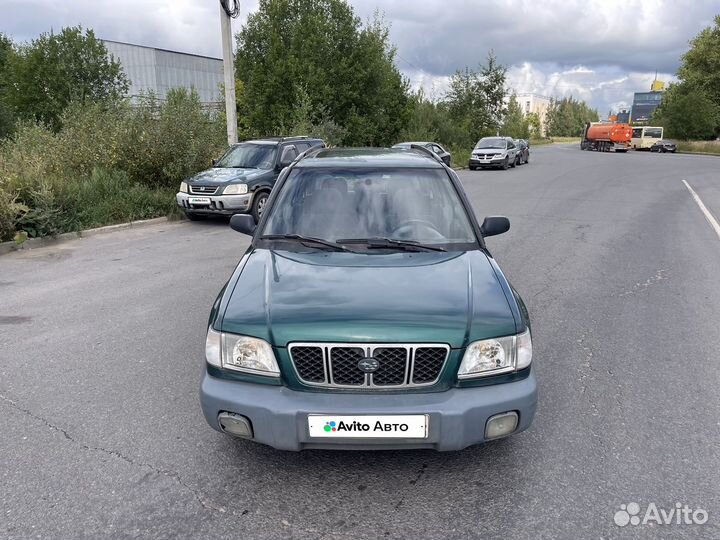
[[176, 191, 252, 215], [469, 155, 506, 168], [200, 369, 537, 451]]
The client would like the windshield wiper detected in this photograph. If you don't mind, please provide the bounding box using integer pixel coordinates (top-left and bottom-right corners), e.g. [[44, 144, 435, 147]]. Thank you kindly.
[[337, 238, 446, 252], [260, 234, 351, 252]]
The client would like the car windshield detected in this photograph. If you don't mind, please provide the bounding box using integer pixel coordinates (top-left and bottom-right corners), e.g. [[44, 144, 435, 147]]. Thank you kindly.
[[261, 167, 477, 248], [476, 138, 506, 149], [215, 143, 277, 169]]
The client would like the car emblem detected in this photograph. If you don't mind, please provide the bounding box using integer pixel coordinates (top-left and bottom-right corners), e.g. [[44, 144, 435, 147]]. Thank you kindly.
[[357, 357, 380, 373]]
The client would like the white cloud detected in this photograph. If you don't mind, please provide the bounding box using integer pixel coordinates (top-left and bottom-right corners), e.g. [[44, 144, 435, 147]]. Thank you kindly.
[[0, 0, 710, 113]]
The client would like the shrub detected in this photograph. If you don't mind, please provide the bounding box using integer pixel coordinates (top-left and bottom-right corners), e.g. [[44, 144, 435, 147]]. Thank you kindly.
[[0, 90, 225, 241]]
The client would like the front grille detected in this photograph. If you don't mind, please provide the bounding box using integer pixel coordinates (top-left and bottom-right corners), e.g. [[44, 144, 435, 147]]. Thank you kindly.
[[413, 348, 448, 384], [330, 347, 366, 385], [189, 185, 218, 195], [288, 343, 449, 388], [291, 346, 325, 383]]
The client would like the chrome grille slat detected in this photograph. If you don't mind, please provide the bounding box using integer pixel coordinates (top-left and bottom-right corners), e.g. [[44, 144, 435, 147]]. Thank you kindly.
[[288, 343, 449, 388], [189, 185, 219, 195]]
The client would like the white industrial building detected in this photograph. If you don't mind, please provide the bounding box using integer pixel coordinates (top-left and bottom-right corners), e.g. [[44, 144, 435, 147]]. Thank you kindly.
[[102, 40, 223, 105], [515, 93, 552, 135]]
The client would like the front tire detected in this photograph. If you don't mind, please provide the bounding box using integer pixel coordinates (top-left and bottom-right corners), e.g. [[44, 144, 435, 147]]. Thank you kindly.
[[469, 165, 477, 171], [502, 157, 509, 170], [251, 191, 269, 223]]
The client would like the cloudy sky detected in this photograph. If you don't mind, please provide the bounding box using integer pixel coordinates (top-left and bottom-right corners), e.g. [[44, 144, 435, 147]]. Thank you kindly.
[[1, 0, 718, 114]]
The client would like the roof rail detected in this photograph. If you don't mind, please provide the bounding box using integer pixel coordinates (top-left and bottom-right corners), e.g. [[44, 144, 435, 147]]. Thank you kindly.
[[291, 142, 327, 165], [408, 144, 445, 165]]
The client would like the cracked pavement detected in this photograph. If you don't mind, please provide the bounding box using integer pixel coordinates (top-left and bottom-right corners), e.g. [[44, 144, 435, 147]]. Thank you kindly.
[[1, 145, 719, 539]]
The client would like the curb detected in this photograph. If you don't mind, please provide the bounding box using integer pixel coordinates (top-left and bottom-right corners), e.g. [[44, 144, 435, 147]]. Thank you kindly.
[[0, 216, 179, 256], [677, 151, 720, 157]]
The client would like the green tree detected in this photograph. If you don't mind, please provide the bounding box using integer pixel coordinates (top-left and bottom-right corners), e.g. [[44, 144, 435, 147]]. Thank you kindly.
[[402, 89, 440, 142], [6, 26, 128, 130], [501, 94, 529, 139], [652, 84, 719, 140], [656, 15, 720, 139], [0, 33, 16, 139], [445, 52, 507, 146], [235, 0, 408, 145], [527, 112, 542, 137], [678, 15, 720, 107], [545, 97, 599, 137]]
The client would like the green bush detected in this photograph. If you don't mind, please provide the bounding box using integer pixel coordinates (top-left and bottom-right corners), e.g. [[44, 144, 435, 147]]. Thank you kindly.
[[0, 89, 226, 242], [60, 168, 177, 229]]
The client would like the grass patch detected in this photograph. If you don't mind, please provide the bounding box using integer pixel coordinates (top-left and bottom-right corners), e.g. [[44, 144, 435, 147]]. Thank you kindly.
[[549, 137, 581, 144], [529, 138, 553, 146], [450, 146, 471, 169], [6, 168, 178, 241], [676, 140, 720, 155]]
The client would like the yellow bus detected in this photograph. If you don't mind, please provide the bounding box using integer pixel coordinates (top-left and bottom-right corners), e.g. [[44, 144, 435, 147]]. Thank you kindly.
[[631, 126, 663, 150]]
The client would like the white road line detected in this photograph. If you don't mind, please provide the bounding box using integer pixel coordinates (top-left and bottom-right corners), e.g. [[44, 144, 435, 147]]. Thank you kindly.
[[683, 179, 720, 241]]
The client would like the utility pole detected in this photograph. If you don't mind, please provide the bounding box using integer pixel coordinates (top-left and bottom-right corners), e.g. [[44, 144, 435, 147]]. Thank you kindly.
[[219, 0, 239, 145]]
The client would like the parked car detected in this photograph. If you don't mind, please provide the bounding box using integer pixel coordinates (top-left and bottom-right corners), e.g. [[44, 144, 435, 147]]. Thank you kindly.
[[650, 140, 677, 153], [200, 146, 537, 451], [469, 137, 519, 170], [177, 136, 325, 222], [514, 139, 530, 165], [392, 141, 452, 166]]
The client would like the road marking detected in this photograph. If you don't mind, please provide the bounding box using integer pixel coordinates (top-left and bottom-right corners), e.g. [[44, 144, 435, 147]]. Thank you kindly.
[[682, 179, 720, 241]]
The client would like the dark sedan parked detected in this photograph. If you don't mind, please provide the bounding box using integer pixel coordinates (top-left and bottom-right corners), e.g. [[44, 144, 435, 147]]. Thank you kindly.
[[650, 140, 677, 153], [514, 139, 530, 165], [393, 142, 452, 166]]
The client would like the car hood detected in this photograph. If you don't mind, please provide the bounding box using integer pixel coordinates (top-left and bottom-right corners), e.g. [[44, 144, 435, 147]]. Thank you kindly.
[[221, 249, 518, 348], [188, 167, 268, 184]]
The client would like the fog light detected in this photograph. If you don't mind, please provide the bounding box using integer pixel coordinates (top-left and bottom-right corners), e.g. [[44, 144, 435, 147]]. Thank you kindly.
[[485, 412, 518, 440], [218, 412, 254, 439]]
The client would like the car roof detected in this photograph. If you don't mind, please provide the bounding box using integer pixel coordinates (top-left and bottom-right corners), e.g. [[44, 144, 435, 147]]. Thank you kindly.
[[392, 142, 432, 147], [294, 147, 445, 169], [240, 137, 324, 146]]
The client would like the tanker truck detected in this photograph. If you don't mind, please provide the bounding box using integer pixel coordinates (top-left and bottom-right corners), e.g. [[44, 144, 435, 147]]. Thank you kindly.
[[580, 122, 632, 152]]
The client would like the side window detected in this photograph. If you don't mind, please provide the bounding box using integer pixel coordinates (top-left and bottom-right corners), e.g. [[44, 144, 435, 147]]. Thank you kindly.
[[295, 142, 311, 153], [431, 144, 443, 154]]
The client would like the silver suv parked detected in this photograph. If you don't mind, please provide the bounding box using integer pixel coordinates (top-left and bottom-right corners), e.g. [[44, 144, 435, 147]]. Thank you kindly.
[[468, 137, 519, 170]]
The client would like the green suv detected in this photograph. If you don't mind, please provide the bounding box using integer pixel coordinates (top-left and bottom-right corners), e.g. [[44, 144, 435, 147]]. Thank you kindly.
[[200, 147, 537, 451], [177, 136, 324, 222]]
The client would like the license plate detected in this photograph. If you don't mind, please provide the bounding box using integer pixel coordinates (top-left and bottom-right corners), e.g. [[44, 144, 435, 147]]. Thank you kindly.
[[308, 415, 428, 439], [189, 197, 211, 205]]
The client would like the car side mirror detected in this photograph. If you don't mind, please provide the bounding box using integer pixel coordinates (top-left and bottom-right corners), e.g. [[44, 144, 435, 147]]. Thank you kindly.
[[230, 214, 257, 235], [212, 158, 218, 166], [480, 216, 510, 237]]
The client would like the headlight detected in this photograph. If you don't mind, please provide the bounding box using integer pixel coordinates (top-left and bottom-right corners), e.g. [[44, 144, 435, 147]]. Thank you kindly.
[[223, 184, 248, 195], [204, 328, 279, 376], [457, 329, 532, 379], [179, 181, 188, 193]]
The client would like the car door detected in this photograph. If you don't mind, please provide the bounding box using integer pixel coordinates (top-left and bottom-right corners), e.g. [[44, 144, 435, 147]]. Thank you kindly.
[[507, 140, 517, 161]]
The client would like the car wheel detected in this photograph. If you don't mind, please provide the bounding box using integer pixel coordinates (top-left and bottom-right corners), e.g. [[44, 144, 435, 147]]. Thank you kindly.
[[469, 165, 477, 171], [184, 211, 204, 221], [251, 191, 269, 222], [660, 148, 666, 153], [502, 157, 509, 170]]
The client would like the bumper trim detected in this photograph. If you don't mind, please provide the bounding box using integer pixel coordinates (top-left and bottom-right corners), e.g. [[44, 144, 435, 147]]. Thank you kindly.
[[176, 192, 252, 215], [200, 368, 537, 451]]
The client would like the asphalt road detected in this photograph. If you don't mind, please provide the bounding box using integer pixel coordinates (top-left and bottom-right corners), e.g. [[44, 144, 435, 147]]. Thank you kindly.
[[1, 144, 719, 539]]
